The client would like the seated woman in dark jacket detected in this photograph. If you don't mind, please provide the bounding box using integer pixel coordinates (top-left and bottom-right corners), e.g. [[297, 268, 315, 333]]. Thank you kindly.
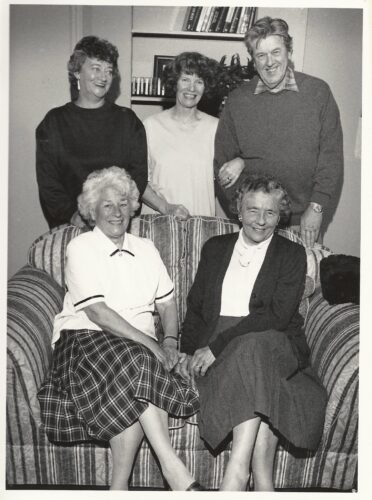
[[177, 174, 327, 491]]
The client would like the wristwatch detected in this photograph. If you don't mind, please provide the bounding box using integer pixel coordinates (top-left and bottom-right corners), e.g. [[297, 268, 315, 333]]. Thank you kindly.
[[309, 202, 323, 213]]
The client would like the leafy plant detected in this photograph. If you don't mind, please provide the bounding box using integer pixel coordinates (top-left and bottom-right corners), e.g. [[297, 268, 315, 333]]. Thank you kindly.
[[215, 54, 256, 100]]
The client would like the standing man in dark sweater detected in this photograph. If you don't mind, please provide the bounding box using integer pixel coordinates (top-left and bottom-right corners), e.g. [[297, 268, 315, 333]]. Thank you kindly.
[[215, 17, 343, 247]]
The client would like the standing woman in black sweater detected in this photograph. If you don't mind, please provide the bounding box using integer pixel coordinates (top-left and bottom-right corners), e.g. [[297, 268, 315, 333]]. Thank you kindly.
[[36, 36, 147, 228]]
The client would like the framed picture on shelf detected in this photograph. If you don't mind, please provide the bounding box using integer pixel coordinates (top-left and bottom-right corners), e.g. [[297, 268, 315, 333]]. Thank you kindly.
[[153, 55, 175, 80]]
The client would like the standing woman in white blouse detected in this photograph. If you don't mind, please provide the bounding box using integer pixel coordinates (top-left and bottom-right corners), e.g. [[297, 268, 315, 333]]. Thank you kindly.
[[141, 52, 219, 218], [178, 175, 327, 491]]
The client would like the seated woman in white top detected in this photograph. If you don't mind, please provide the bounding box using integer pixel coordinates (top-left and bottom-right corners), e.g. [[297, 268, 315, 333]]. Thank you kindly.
[[141, 52, 219, 219], [37, 166, 203, 491]]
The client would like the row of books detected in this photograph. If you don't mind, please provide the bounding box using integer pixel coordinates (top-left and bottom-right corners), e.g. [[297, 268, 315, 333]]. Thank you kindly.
[[132, 76, 167, 97], [182, 6, 257, 34]]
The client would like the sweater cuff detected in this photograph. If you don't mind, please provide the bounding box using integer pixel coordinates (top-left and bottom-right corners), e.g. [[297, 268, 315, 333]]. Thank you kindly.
[[208, 335, 227, 358], [310, 191, 331, 209]]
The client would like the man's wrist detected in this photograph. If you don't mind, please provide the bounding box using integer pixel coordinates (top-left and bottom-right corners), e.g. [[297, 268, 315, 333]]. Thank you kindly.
[[309, 202, 323, 213]]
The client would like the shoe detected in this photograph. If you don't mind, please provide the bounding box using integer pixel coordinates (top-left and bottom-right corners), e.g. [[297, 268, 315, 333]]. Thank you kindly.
[[186, 481, 206, 491]]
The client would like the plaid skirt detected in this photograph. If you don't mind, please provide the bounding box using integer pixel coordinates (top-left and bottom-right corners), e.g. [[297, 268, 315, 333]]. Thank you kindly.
[[37, 329, 199, 443]]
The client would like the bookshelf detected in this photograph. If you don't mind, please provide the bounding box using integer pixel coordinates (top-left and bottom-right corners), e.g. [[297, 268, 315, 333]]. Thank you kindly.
[[132, 31, 245, 41], [130, 6, 308, 119]]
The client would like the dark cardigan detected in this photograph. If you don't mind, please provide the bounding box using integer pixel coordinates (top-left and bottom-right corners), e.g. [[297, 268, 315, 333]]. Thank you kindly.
[[181, 232, 310, 368]]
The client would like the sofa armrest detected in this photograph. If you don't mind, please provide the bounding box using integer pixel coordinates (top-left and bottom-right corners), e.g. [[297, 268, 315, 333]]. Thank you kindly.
[[7, 265, 64, 435], [304, 289, 359, 443]]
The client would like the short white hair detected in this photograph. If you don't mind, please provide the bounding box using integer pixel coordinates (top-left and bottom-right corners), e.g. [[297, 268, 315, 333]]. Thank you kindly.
[[78, 166, 140, 222]]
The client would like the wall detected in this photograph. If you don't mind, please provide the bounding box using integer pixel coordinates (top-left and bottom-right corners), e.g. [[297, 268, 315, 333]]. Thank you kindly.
[[9, 5, 72, 278], [302, 8, 362, 256]]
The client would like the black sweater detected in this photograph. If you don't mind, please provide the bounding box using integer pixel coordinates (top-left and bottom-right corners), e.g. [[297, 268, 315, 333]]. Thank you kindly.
[[36, 101, 148, 228]]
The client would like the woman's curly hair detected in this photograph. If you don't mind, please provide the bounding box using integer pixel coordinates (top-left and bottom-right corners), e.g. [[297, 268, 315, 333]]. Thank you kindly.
[[78, 166, 139, 224], [232, 174, 292, 227], [163, 52, 219, 98], [67, 35, 119, 87]]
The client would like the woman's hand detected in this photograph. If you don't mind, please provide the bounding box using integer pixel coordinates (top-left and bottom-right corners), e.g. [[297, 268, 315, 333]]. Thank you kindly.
[[218, 157, 245, 189], [142, 337, 174, 371], [174, 353, 193, 382], [162, 344, 179, 371], [190, 347, 216, 377], [165, 203, 190, 220]]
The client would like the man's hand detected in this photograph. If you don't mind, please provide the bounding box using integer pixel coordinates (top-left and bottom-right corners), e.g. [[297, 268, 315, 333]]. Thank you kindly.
[[218, 157, 245, 189], [190, 346, 216, 377], [300, 205, 323, 248], [70, 211, 88, 228]]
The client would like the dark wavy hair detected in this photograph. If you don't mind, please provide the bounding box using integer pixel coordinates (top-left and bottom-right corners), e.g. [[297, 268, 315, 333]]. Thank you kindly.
[[163, 52, 219, 98], [244, 17, 293, 57], [67, 35, 119, 87], [233, 174, 292, 227]]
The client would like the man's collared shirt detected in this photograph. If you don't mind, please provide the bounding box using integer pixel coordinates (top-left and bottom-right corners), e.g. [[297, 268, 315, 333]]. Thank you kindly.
[[254, 66, 299, 95], [52, 226, 174, 345]]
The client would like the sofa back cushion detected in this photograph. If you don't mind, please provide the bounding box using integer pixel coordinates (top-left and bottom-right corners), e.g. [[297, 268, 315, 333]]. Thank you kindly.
[[27, 216, 331, 328], [129, 215, 185, 327], [28, 225, 85, 288]]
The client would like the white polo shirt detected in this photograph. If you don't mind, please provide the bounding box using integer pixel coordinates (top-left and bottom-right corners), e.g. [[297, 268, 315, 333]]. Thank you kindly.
[[52, 226, 174, 345]]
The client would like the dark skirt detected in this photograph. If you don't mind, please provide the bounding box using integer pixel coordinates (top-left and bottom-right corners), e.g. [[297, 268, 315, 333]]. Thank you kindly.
[[197, 317, 327, 451], [37, 329, 199, 443]]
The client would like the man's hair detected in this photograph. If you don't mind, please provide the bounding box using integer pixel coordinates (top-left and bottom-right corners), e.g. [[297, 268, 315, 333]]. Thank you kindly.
[[244, 17, 293, 56]]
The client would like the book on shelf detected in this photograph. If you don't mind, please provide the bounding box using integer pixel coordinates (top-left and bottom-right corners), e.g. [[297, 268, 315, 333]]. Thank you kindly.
[[215, 7, 229, 33], [208, 6, 223, 32], [183, 6, 198, 31], [195, 6, 208, 31], [229, 6, 242, 33], [203, 7, 215, 32], [200, 6, 213, 32], [237, 7, 250, 34], [222, 6, 236, 33], [190, 6, 203, 31], [249, 7, 257, 29], [181, 7, 191, 31]]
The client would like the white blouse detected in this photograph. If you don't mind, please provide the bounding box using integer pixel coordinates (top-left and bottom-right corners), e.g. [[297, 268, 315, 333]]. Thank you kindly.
[[141, 108, 218, 216], [220, 230, 273, 317]]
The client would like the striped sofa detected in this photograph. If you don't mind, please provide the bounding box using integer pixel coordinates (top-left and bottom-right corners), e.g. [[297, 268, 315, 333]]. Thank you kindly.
[[7, 215, 359, 490]]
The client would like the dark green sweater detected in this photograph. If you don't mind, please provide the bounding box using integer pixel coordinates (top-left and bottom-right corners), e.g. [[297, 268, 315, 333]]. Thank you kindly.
[[36, 101, 148, 228], [214, 72, 343, 224]]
